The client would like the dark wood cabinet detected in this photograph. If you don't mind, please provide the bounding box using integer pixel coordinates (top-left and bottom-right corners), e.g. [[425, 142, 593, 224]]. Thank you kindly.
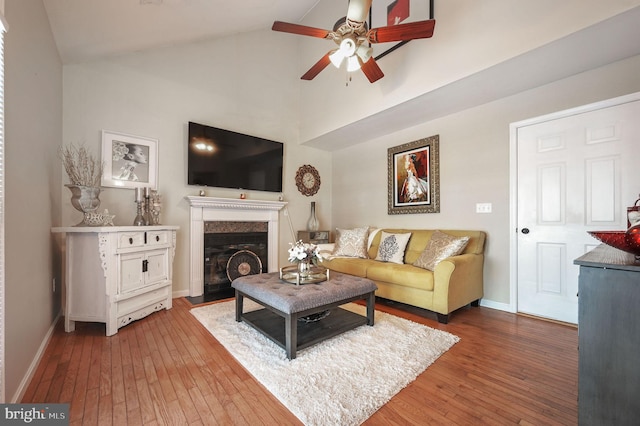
[[574, 245, 640, 426]]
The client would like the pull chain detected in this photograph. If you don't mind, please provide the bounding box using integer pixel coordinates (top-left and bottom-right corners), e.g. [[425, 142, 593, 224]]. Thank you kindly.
[[345, 72, 353, 87]]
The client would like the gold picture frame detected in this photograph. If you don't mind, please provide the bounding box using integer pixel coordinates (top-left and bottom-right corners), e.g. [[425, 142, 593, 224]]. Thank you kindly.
[[388, 135, 440, 214]]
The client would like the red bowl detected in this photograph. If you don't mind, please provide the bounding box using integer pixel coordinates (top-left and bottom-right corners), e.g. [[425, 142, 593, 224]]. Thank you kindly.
[[588, 231, 640, 256]]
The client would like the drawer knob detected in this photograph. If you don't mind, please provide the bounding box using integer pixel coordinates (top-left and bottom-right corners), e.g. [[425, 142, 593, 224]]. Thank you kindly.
[[156, 235, 160, 242], [129, 237, 133, 244]]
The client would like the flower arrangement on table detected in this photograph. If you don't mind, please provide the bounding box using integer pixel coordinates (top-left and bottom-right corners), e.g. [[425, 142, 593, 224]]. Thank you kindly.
[[288, 240, 324, 265], [282, 240, 329, 284]]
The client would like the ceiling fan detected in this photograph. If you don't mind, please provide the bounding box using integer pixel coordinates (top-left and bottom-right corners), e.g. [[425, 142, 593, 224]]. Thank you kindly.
[[272, 0, 435, 83]]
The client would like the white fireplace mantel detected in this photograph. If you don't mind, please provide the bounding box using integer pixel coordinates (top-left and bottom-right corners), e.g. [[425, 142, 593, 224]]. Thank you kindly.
[[186, 196, 286, 296]]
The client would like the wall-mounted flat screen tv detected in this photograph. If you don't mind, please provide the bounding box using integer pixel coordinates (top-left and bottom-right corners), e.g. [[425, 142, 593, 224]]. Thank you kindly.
[[187, 121, 284, 193]]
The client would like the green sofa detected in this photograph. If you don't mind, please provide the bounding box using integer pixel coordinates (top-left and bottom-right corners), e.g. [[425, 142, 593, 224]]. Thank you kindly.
[[319, 229, 486, 323]]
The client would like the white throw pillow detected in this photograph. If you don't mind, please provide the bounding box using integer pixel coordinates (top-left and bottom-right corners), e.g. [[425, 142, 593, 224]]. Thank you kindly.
[[413, 230, 470, 271], [332, 227, 370, 258], [374, 231, 412, 264]]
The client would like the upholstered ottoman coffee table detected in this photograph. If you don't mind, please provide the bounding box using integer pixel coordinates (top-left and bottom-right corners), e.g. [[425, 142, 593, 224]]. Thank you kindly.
[[232, 271, 377, 359]]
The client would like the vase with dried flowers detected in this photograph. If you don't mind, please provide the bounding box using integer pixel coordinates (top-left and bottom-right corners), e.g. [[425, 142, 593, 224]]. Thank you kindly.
[[60, 144, 104, 226]]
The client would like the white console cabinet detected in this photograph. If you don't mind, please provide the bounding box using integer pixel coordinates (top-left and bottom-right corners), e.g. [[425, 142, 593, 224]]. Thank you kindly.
[[52, 226, 178, 336]]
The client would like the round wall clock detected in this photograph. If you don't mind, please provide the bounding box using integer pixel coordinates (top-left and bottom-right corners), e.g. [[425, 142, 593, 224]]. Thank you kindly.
[[295, 164, 321, 196]]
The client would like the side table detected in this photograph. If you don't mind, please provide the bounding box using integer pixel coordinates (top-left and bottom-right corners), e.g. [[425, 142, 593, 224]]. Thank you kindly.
[[297, 230, 330, 244]]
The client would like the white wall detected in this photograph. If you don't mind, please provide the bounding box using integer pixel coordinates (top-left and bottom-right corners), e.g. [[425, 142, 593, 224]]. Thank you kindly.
[[4, 0, 62, 401], [331, 54, 640, 305], [61, 31, 333, 297], [296, 0, 640, 143]]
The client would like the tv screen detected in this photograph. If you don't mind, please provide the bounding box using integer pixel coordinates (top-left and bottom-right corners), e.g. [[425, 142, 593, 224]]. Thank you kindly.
[[187, 121, 284, 193]]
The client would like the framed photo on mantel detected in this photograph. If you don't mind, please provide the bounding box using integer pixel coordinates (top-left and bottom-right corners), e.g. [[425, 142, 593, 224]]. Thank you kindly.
[[370, 0, 434, 60], [388, 135, 440, 215]]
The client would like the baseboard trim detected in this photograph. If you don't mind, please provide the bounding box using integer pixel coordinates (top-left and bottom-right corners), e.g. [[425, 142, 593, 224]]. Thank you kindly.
[[480, 299, 515, 313], [12, 310, 62, 403]]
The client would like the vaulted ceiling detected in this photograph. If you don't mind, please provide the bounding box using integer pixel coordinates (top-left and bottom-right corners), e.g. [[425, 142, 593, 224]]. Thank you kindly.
[[42, 0, 321, 63]]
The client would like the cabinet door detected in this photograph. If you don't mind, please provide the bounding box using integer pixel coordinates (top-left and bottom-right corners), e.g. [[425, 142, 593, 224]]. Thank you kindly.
[[120, 252, 145, 293], [146, 249, 169, 285]]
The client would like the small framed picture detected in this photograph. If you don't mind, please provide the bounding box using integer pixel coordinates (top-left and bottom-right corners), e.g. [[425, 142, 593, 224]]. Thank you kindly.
[[101, 130, 158, 189], [388, 135, 440, 214]]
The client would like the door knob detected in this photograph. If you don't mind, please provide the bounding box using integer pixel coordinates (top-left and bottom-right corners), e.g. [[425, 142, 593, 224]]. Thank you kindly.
[[521, 228, 530, 234]]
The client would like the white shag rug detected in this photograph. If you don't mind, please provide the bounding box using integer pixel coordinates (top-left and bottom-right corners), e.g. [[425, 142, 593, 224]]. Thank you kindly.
[[190, 300, 459, 426]]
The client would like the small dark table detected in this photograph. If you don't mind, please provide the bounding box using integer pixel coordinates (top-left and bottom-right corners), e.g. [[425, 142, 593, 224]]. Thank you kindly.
[[574, 244, 640, 425], [232, 271, 377, 359]]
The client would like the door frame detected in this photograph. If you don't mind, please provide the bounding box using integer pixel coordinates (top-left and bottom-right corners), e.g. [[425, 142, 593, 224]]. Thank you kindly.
[[508, 91, 640, 315]]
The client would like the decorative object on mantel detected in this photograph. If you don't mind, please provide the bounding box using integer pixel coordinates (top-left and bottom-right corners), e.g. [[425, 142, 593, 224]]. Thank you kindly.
[[59, 144, 105, 226], [306, 201, 319, 231]]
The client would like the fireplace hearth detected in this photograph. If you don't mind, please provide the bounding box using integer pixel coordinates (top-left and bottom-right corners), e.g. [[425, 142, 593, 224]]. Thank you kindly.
[[204, 221, 268, 294], [187, 196, 286, 298]]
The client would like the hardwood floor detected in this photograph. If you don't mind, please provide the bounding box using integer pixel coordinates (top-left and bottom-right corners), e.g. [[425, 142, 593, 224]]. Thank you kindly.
[[22, 297, 578, 425]]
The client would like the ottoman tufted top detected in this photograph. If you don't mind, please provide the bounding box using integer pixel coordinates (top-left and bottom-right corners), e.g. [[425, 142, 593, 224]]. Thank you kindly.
[[232, 271, 377, 314]]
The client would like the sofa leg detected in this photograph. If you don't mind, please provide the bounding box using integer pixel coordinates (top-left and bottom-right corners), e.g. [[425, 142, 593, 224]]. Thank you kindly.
[[471, 299, 480, 307], [436, 313, 449, 324]]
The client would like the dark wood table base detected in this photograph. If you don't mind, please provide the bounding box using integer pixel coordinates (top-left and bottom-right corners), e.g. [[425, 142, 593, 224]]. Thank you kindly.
[[235, 290, 375, 360]]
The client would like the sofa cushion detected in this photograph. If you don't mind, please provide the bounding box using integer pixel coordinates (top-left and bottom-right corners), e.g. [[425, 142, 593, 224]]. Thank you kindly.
[[332, 226, 369, 258], [368, 229, 485, 262], [366, 262, 435, 291], [321, 257, 370, 277], [374, 231, 412, 264], [413, 230, 470, 271]]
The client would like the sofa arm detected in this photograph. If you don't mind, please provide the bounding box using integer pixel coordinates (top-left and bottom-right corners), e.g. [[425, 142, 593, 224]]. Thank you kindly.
[[432, 253, 484, 315]]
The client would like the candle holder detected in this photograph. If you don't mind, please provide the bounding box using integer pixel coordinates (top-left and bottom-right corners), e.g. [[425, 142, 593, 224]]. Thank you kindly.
[[133, 200, 145, 226], [133, 187, 146, 226]]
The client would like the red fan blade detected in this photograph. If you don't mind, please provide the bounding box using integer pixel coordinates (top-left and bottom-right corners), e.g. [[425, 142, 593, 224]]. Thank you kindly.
[[346, 0, 372, 23], [301, 53, 332, 81], [360, 57, 384, 83], [272, 21, 330, 39], [368, 20, 436, 43]]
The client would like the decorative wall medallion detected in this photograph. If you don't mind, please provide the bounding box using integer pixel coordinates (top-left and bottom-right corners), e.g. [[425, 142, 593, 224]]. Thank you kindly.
[[295, 164, 321, 196], [226, 250, 263, 282]]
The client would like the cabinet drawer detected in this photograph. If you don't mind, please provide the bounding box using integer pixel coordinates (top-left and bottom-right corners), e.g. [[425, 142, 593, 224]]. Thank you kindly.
[[147, 230, 170, 247], [118, 232, 145, 248]]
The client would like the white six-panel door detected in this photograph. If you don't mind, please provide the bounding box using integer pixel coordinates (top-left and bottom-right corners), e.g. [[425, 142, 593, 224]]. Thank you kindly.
[[513, 93, 640, 324]]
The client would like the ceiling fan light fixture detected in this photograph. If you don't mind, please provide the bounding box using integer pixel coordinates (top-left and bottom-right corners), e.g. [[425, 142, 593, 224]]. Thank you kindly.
[[355, 44, 373, 63], [347, 55, 362, 72], [329, 49, 346, 68]]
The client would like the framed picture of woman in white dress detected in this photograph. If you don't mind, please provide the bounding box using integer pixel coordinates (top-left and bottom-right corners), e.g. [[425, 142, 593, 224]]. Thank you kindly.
[[101, 130, 158, 190], [388, 135, 439, 214]]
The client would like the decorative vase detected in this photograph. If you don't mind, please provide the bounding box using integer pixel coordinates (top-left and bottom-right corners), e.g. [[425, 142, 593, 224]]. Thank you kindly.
[[307, 201, 319, 231], [66, 184, 101, 226], [297, 259, 311, 278], [625, 224, 640, 257]]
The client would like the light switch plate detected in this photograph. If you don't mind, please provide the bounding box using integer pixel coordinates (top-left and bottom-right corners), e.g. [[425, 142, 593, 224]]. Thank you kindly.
[[476, 203, 492, 213]]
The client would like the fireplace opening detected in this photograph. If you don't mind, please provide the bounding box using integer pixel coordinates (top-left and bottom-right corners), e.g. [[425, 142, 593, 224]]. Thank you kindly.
[[204, 221, 268, 295]]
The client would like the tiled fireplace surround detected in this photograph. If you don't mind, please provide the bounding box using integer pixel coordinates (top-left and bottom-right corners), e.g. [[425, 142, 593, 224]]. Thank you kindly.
[[187, 196, 286, 297]]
